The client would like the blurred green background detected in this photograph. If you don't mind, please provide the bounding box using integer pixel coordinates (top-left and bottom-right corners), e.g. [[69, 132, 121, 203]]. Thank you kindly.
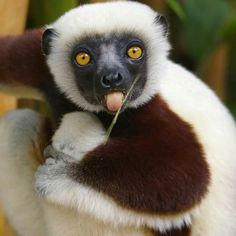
[[26, 0, 236, 116]]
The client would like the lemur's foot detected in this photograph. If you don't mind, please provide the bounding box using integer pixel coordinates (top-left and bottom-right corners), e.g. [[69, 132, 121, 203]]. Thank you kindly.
[[35, 145, 73, 197]]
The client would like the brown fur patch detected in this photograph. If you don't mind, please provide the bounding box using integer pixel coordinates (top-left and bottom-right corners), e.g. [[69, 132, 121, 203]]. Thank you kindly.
[[0, 29, 52, 87], [72, 95, 210, 214]]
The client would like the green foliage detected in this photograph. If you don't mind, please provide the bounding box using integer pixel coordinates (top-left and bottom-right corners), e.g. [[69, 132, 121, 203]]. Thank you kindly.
[[181, 0, 231, 62], [220, 14, 236, 41], [166, 0, 185, 20], [167, 0, 236, 110], [228, 104, 236, 118], [27, 0, 78, 28]]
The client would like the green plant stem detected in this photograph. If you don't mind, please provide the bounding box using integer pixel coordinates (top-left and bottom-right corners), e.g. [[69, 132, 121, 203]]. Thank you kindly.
[[166, 0, 185, 20], [104, 76, 139, 144]]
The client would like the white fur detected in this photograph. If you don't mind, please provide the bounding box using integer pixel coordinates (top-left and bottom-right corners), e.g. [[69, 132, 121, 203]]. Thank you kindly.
[[47, 1, 170, 112], [52, 112, 106, 160], [0, 110, 47, 236], [42, 201, 152, 236]]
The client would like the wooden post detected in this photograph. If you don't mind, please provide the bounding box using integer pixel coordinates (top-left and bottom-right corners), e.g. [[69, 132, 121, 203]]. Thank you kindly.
[[0, 0, 30, 116], [0, 0, 29, 35], [0, 93, 17, 115]]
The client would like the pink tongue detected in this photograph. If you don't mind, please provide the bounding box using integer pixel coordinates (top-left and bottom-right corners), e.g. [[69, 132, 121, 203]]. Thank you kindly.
[[105, 92, 124, 112]]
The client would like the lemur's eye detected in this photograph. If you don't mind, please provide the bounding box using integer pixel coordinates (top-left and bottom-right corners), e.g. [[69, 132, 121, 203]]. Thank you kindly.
[[127, 46, 143, 59], [75, 52, 91, 66]]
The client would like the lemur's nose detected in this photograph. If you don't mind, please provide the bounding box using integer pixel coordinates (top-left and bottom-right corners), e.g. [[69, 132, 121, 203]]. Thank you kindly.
[[100, 72, 124, 88]]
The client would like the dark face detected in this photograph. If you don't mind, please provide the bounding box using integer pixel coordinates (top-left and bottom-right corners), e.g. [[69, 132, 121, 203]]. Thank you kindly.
[[70, 33, 147, 113]]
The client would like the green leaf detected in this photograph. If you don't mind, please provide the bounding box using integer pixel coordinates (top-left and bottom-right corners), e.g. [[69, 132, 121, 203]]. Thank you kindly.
[[181, 0, 230, 61], [166, 0, 185, 20], [220, 15, 236, 40]]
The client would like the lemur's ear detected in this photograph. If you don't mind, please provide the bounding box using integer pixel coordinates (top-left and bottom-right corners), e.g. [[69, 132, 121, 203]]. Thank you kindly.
[[155, 14, 168, 37], [42, 28, 57, 56]]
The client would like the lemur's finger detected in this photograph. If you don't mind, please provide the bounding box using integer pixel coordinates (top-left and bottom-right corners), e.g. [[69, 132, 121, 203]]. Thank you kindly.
[[44, 144, 75, 163]]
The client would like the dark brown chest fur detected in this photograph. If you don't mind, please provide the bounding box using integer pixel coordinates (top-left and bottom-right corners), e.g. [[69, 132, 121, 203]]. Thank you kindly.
[[70, 95, 210, 234]]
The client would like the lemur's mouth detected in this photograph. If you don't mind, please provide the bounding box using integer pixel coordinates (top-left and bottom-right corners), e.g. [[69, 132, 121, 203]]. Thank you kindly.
[[103, 90, 125, 113]]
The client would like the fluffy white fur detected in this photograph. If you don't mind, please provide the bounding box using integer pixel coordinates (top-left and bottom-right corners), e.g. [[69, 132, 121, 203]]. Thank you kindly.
[[42, 201, 153, 236], [47, 1, 170, 112], [52, 112, 106, 160]]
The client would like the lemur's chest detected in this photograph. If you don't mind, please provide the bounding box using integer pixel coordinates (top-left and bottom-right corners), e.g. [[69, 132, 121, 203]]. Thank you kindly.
[[67, 95, 208, 234]]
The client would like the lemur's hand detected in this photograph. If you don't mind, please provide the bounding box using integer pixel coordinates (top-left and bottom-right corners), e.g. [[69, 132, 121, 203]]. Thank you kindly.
[[35, 111, 105, 198], [51, 112, 106, 161]]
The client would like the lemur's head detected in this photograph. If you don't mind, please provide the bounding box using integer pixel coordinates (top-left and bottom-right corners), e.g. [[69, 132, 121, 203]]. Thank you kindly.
[[42, 1, 170, 113]]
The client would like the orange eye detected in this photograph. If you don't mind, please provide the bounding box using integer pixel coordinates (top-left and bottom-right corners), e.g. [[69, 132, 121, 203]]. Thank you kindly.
[[127, 46, 143, 59], [75, 52, 91, 66]]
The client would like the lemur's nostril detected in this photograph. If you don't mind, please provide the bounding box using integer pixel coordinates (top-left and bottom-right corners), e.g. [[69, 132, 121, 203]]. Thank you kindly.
[[115, 73, 123, 85], [101, 75, 111, 88]]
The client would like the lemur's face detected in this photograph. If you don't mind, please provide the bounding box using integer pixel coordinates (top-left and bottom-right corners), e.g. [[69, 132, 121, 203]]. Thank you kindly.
[[43, 1, 170, 113], [70, 33, 147, 113]]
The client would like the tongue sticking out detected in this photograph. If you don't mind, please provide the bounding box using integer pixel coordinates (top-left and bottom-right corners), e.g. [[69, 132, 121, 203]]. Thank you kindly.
[[105, 92, 124, 112]]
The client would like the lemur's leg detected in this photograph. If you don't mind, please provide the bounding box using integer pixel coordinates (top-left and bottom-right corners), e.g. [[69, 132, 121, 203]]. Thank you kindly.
[[0, 109, 49, 236]]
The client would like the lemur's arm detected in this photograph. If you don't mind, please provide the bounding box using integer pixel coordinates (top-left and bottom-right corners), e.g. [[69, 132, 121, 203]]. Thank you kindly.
[[35, 96, 210, 234], [0, 30, 76, 123], [0, 29, 52, 87]]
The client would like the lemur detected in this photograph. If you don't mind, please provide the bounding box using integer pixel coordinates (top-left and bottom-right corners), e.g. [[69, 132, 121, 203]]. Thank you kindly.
[[0, 1, 236, 236]]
